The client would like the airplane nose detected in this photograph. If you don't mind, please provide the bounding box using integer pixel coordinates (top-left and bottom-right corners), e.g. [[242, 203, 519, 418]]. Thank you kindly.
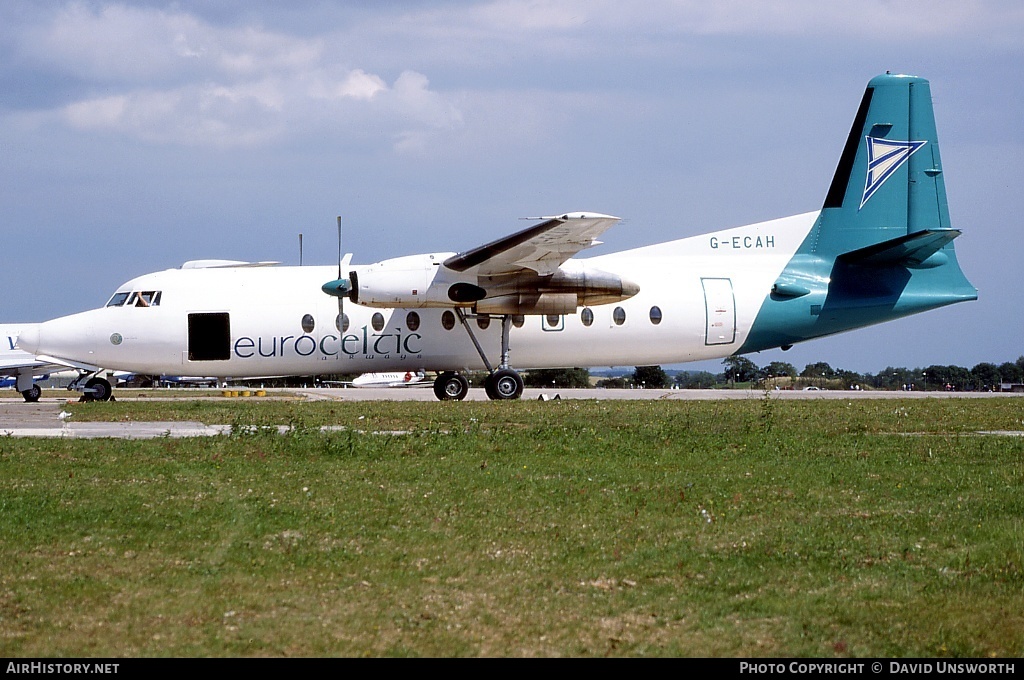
[[16, 325, 39, 354]]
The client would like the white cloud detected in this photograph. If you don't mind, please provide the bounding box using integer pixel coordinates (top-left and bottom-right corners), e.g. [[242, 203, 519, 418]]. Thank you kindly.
[[15, 3, 463, 150]]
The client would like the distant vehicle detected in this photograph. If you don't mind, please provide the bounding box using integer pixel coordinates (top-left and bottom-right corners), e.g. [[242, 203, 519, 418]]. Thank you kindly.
[[803, 386, 822, 391], [19, 73, 976, 402]]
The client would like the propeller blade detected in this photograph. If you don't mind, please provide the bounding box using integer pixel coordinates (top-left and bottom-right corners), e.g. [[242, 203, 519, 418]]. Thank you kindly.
[[336, 216, 347, 333], [322, 215, 352, 326]]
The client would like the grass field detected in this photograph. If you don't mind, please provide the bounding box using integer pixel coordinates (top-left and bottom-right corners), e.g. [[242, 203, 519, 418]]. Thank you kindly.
[[2, 396, 1023, 657]]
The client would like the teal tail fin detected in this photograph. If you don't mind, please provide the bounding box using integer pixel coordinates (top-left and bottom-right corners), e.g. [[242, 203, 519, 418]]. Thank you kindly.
[[816, 72, 953, 256], [741, 73, 976, 353]]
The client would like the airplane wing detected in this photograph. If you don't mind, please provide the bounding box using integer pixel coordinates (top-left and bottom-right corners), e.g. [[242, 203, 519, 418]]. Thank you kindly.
[[443, 212, 620, 277], [0, 355, 64, 377]]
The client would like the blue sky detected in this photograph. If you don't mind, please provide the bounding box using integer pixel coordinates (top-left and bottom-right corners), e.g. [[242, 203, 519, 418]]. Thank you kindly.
[[2, 1, 1021, 374]]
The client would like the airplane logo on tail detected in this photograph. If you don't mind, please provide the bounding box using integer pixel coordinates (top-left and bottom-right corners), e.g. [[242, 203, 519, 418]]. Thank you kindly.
[[860, 137, 927, 209]]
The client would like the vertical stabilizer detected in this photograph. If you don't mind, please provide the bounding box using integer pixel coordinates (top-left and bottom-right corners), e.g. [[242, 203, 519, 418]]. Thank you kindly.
[[740, 74, 975, 354], [813, 73, 950, 255]]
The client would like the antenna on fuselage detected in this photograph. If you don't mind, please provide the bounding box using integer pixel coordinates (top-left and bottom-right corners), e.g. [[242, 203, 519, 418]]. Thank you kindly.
[[299, 233, 303, 266]]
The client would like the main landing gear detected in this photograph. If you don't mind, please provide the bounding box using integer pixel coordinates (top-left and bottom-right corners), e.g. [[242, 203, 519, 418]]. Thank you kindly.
[[433, 371, 470, 401], [20, 384, 41, 403], [432, 310, 525, 401]]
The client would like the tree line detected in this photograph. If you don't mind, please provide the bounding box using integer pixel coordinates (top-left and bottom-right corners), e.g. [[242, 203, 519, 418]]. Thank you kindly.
[[529, 356, 1024, 391]]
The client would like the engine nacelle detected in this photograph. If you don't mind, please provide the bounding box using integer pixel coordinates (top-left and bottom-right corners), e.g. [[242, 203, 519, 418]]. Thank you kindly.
[[350, 254, 457, 308], [476, 293, 578, 316], [346, 254, 640, 314]]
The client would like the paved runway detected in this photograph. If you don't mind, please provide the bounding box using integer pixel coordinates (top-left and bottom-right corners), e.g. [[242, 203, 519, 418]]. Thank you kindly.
[[1, 387, 1020, 439]]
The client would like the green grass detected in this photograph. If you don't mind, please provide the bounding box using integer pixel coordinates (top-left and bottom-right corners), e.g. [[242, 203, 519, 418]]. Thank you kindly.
[[1, 397, 1023, 657]]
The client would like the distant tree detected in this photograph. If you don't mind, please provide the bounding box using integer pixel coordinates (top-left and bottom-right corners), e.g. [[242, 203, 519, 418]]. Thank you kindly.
[[632, 365, 671, 389], [922, 365, 950, 390], [947, 365, 972, 391], [971, 362, 1002, 391], [595, 376, 631, 389], [874, 366, 914, 390], [835, 368, 864, 387], [722, 356, 760, 383], [800, 361, 835, 379], [676, 371, 718, 389], [763, 361, 798, 378], [999, 362, 1023, 384], [524, 368, 590, 388]]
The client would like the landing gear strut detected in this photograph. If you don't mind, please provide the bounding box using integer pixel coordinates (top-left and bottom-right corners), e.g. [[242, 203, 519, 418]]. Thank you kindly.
[[453, 309, 524, 401]]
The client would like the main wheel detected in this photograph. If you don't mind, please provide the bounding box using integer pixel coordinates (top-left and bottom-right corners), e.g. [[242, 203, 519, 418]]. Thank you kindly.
[[21, 384, 41, 402], [485, 368, 524, 400], [433, 372, 469, 401], [84, 377, 113, 402]]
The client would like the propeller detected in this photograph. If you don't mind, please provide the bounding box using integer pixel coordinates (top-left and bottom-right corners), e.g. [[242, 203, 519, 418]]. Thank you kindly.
[[321, 216, 353, 331]]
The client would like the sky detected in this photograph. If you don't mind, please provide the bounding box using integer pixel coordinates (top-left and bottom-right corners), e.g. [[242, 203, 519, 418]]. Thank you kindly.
[[2, 1, 1021, 375]]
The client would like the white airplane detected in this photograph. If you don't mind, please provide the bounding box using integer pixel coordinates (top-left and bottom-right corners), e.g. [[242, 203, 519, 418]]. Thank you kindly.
[[1, 324, 59, 401], [330, 370, 430, 388], [19, 73, 976, 402]]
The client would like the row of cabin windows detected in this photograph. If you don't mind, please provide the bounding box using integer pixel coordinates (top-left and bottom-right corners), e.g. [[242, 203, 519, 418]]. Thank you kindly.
[[106, 291, 162, 307], [310, 306, 664, 334]]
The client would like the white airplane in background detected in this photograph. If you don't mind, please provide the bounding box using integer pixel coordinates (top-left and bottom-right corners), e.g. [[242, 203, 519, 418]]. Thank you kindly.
[[349, 371, 429, 388], [19, 74, 976, 402], [1, 324, 65, 401]]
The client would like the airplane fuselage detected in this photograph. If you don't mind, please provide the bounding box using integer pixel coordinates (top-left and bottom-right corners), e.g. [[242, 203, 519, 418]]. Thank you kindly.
[[19, 210, 969, 381]]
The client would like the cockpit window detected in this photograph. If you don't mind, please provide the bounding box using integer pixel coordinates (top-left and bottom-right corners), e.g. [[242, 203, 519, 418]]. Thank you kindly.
[[109, 291, 162, 307], [133, 291, 160, 307], [106, 292, 131, 307]]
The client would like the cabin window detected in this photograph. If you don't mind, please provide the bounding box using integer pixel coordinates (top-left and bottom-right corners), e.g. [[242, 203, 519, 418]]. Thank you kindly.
[[476, 315, 490, 330], [188, 312, 230, 361], [512, 315, 525, 328], [106, 292, 130, 307], [581, 308, 594, 327], [371, 312, 385, 331], [612, 307, 626, 326], [406, 311, 420, 332], [441, 310, 456, 330], [336, 313, 349, 333], [301, 314, 315, 333], [649, 306, 663, 325]]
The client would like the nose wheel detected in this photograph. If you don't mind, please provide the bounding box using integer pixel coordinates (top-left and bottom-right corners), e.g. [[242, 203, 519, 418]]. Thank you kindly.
[[83, 377, 113, 402]]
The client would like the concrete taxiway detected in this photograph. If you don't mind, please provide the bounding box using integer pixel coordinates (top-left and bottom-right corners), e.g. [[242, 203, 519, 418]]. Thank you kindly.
[[1, 388, 1020, 439]]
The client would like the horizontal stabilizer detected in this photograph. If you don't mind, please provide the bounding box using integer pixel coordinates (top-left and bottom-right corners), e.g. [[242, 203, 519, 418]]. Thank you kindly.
[[837, 229, 961, 268]]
